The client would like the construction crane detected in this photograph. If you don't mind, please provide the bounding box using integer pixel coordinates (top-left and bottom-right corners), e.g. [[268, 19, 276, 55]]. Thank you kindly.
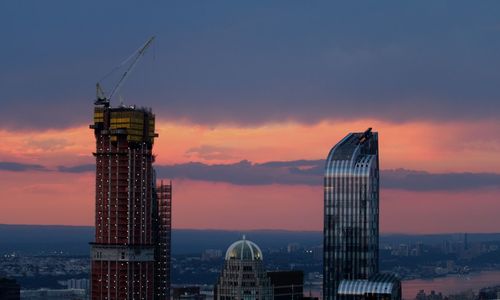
[[95, 36, 156, 107]]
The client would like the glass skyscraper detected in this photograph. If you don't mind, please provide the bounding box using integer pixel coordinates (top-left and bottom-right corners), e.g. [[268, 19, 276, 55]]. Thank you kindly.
[[323, 128, 380, 300]]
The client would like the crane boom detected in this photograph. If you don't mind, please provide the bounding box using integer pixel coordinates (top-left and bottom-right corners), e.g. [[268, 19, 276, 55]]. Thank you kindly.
[[95, 36, 155, 106]]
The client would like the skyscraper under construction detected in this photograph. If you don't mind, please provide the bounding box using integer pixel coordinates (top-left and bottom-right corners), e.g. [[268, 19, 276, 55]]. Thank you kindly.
[[90, 100, 171, 300]]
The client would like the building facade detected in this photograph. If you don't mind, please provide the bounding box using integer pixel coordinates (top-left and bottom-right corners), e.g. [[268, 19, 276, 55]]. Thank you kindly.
[[90, 101, 171, 300], [267, 271, 303, 300], [214, 237, 273, 300], [323, 128, 380, 300], [154, 181, 172, 299], [0, 278, 20, 300]]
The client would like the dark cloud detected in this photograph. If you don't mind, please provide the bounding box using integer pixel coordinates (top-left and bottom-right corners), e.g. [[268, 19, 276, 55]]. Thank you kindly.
[[382, 169, 500, 192], [2, 159, 499, 191], [1, 1, 500, 129], [154, 160, 500, 191], [155, 160, 321, 186], [0, 162, 47, 172], [57, 164, 94, 173]]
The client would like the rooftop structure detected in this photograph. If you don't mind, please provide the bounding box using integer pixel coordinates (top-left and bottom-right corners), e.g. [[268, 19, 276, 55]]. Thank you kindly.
[[214, 237, 272, 300], [337, 274, 402, 300], [225, 236, 263, 261]]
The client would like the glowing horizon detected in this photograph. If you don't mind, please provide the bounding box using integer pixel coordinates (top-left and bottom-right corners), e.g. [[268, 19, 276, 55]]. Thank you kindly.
[[1, 119, 499, 233]]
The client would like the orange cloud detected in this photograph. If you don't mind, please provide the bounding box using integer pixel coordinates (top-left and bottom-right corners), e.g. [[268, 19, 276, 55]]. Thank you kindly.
[[155, 119, 500, 173], [1, 118, 499, 231], [1, 119, 499, 173], [0, 127, 93, 166]]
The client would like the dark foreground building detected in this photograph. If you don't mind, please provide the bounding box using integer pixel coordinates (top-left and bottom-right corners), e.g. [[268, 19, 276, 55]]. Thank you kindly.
[[324, 129, 400, 300], [267, 271, 303, 300], [0, 278, 20, 300], [90, 101, 171, 300]]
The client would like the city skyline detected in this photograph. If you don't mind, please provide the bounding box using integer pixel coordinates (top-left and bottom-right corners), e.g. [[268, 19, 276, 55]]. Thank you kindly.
[[1, 1, 500, 234]]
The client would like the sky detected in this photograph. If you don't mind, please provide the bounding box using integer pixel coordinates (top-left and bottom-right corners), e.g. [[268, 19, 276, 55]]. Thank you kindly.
[[1, 1, 499, 233]]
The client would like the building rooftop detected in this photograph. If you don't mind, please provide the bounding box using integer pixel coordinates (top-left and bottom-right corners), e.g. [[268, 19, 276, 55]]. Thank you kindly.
[[337, 273, 400, 296], [327, 128, 377, 162], [225, 236, 263, 261], [330, 133, 364, 161]]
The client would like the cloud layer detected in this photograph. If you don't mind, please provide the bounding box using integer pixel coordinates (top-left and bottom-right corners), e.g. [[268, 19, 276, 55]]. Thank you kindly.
[[3, 160, 499, 191], [0, 162, 47, 172], [156, 161, 500, 191], [1, 1, 500, 129]]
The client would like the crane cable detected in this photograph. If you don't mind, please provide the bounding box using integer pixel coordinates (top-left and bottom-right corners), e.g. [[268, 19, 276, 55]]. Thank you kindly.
[[96, 36, 155, 102]]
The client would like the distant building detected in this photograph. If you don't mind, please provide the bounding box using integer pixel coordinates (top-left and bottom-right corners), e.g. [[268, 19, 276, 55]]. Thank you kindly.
[[415, 289, 445, 300], [311, 246, 323, 262], [478, 285, 500, 300], [287, 243, 301, 253], [65, 278, 90, 291], [0, 278, 20, 300], [173, 286, 206, 300], [267, 270, 303, 300], [398, 244, 409, 257], [202, 249, 223, 261], [20, 288, 86, 300], [415, 242, 424, 256], [463, 232, 469, 250], [324, 129, 401, 300], [214, 237, 273, 300], [90, 99, 172, 299]]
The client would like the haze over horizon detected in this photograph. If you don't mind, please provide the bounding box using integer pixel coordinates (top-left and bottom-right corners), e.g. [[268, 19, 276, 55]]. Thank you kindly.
[[1, 1, 499, 233]]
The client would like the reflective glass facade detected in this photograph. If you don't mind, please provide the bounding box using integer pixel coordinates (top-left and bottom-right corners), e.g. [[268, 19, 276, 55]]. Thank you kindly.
[[324, 129, 379, 300], [337, 273, 402, 300]]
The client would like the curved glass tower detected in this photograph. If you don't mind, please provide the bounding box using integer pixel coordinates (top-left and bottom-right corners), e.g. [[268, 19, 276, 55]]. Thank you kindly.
[[323, 128, 379, 300]]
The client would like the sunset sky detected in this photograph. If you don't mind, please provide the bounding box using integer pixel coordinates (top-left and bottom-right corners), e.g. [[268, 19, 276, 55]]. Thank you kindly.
[[1, 1, 499, 233]]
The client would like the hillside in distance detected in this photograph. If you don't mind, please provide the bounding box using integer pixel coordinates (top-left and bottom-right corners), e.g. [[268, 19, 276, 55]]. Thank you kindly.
[[2, 224, 500, 256], [0, 224, 322, 255]]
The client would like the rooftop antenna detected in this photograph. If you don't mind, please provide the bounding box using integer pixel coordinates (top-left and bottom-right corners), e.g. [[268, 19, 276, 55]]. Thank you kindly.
[[95, 36, 156, 107], [359, 127, 373, 144]]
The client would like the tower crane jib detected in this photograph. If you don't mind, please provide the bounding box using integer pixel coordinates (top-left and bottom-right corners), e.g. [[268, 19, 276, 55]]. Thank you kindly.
[[95, 36, 155, 106]]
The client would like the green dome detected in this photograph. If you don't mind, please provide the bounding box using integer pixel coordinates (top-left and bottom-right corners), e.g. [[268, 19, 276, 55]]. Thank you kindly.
[[225, 236, 263, 261]]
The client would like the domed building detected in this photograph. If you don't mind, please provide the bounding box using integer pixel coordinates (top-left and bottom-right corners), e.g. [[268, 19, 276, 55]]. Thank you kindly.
[[214, 236, 273, 300]]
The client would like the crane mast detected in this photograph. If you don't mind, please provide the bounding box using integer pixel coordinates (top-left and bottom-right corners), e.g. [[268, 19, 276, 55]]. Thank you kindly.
[[95, 36, 155, 107]]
